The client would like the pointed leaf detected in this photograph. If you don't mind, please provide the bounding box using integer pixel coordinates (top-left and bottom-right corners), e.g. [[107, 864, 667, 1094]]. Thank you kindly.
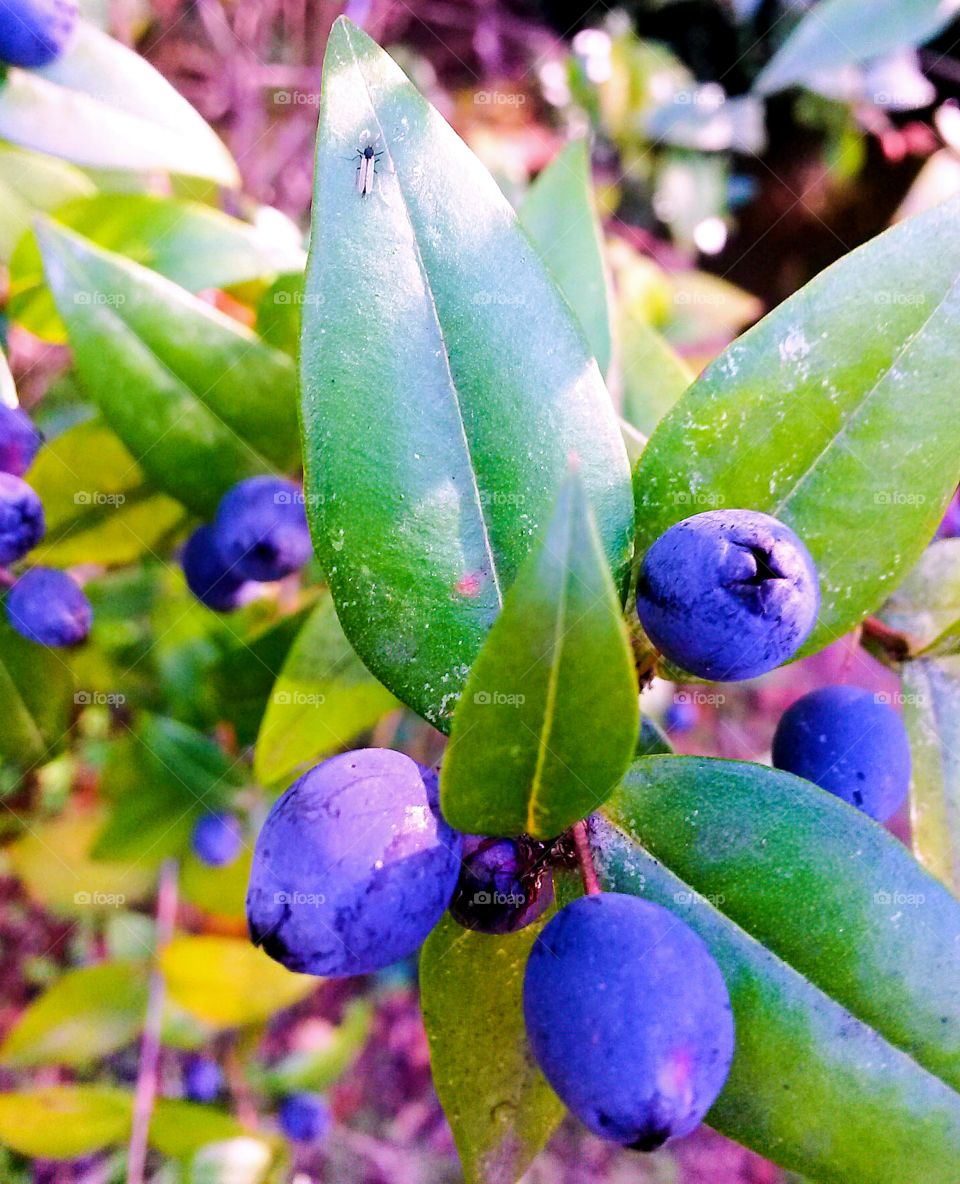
[[0, 1087, 133, 1159], [0, 615, 75, 767], [0, 960, 148, 1068], [0, 22, 238, 183], [441, 474, 638, 837], [420, 915, 564, 1184], [254, 593, 397, 790], [902, 656, 960, 895], [0, 143, 94, 262], [519, 139, 612, 375], [300, 19, 634, 731], [37, 222, 301, 516], [591, 812, 960, 1184], [633, 198, 960, 657]]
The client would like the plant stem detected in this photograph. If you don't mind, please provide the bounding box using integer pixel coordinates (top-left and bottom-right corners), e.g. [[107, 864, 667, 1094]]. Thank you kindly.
[[126, 859, 178, 1184], [572, 820, 601, 896], [861, 615, 911, 662]]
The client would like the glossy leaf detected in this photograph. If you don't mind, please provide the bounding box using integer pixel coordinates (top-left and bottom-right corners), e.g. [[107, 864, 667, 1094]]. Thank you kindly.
[[619, 304, 693, 436], [519, 139, 612, 376], [0, 615, 74, 768], [902, 656, 960, 895], [0, 960, 147, 1068], [756, 0, 959, 96], [254, 593, 397, 789], [0, 144, 94, 262], [591, 811, 960, 1184], [25, 417, 185, 567], [603, 755, 960, 1091], [420, 914, 563, 1184], [0, 1087, 132, 1159], [161, 936, 315, 1028], [441, 474, 638, 838], [37, 222, 301, 516], [0, 22, 238, 184], [11, 194, 305, 342], [633, 198, 960, 657], [300, 18, 634, 731]]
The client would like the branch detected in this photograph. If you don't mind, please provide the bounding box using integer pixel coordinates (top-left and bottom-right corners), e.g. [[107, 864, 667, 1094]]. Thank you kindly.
[[572, 820, 601, 896]]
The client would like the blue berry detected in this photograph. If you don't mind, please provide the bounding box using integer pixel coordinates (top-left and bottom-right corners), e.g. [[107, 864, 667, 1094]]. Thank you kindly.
[[191, 812, 243, 867], [247, 749, 462, 977], [0, 0, 78, 67], [0, 473, 45, 565], [181, 524, 253, 612], [6, 567, 91, 646], [636, 510, 819, 681], [665, 698, 698, 733], [212, 477, 311, 583], [0, 407, 43, 476], [772, 685, 911, 821], [523, 893, 734, 1150], [449, 835, 552, 935], [278, 1093, 330, 1143], [183, 1056, 223, 1103]]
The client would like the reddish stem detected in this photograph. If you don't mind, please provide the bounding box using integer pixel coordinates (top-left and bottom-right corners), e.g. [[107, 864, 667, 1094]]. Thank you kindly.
[[572, 820, 601, 896], [861, 615, 911, 662]]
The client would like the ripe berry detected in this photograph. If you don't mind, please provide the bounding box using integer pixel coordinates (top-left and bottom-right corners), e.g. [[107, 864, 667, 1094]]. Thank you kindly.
[[191, 812, 243, 867], [6, 567, 91, 647], [0, 0, 78, 68], [0, 473, 45, 565], [278, 1093, 330, 1143], [523, 893, 734, 1150], [448, 835, 553, 935], [636, 510, 819, 681], [212, 476, 312, 583], [0, 407, 43, 477], [772, 685, 911, 821], [181, 524, 253, 612], [183, 1056, 223, 1103], [665, 698, 698, 733], [246, 749, 462, 977]]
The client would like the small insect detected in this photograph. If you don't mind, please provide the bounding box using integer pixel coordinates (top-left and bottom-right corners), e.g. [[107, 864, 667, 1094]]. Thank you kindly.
[[355, 143, 383, 197]]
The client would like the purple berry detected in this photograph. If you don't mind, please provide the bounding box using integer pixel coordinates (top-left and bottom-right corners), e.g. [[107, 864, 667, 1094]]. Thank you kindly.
[[936, 491, 960, 540], [278, 1092, 330, 1143], [246, 749, 462, 976], [523, 893, 735, 1150], [191, 812, 243, 867], [212, 476, 312, 583], [0, 406, 43, 476], [183, 1056, 223, 1103], [6, 567, 91, 647], [449, 836, 553, 935], [0, 0, 78, 68], [772, 685, 911, 822], [636, 510, 819, 681], [181, 524, 254, 612], [0, 473, 45, 565], [665, 698, 698, 733]]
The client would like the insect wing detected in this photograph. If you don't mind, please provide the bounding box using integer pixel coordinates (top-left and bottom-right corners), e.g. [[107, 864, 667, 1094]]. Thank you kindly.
[[357, 153, 375, 196]]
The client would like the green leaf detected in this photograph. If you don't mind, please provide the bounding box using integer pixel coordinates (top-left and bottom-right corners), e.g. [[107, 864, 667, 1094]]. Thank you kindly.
[[37, 221, 301, 517], [162, 936, 316, 1028], [619, 304, 693, 436], [94, 716, 243, 865], [603, 756, 960, 1092], [0, 1087, 132, 1158], [420, 915, 564, 1184], [25, 417, 185, 567], [256, 272, 303, 359], [879, 539, 960, 657], [0, 615, 75, 767], [0, 22, 238, 183], [591, 810, 960, 1184], [259, 998, 372, 1094], [902, 656, 960, 895], [11, 194, 305, 342], [519, 139, 612, 376], [0, 960, 147, 1068], [634, 715, 673, 756], [179, 848, 252, 922], [633, 198, 960, 659], [756, 0, 959, 96], [441, 474, 638, 838], [0, 144, 94, 262], [149, 1101, 255, 1158], [254, 593, 397, 790], [300, 18, 634, 731]]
